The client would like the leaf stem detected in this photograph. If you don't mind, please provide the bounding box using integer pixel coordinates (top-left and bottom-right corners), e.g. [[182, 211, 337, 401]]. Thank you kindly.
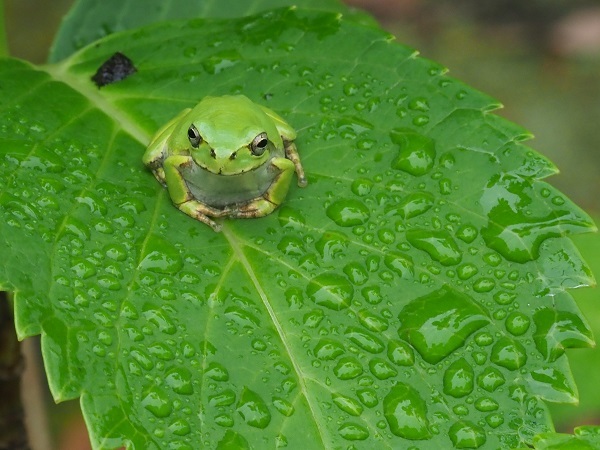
[[0, 0, 8, 58]]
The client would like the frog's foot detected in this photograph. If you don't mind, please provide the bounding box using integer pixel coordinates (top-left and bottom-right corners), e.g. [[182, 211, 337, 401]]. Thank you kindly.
[[283, 141, 308, 187], [227, 197, 278, 219], [177, 200, 228, 232]]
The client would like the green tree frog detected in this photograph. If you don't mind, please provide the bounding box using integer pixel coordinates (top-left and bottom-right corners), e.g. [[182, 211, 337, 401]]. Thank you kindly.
[[143, 95, 307, 231]]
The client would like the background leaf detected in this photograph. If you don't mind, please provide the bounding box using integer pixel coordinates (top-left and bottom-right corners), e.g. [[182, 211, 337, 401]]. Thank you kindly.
[[1, 6, 597, 449], [48, 0, 377, 63]]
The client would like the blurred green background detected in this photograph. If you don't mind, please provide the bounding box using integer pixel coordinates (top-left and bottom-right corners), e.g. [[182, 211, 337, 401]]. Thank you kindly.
[[4, 0, 600, 448]]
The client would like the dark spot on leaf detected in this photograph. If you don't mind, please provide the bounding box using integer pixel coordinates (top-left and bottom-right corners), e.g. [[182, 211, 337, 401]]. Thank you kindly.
[[91, 52, 137, 88]]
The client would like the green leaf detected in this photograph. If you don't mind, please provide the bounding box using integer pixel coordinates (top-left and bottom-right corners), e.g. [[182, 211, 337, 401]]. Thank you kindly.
[[530, 425, 600, 450], [48, 0, 375, 63], [1, 7, 597, 449]]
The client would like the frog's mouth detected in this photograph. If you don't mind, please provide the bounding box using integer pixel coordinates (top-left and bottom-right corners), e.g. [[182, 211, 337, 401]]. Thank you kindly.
[[193, 149, 269, 176]]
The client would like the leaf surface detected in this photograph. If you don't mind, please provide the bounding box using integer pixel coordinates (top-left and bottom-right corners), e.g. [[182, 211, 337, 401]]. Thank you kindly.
[[1, 7, 597, 450]]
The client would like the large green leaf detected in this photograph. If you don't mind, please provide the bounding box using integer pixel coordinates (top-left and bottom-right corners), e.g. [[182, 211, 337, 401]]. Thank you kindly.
[[1, 6, 597, 450]]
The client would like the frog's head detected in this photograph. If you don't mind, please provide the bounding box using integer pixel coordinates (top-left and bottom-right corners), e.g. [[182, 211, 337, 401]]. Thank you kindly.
[[179, 95, 283, 176]]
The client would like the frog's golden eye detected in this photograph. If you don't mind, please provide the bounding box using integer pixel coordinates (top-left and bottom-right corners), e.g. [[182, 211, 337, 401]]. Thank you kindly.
[[188, 125, 202, 148], [251, 132, 269, 156]]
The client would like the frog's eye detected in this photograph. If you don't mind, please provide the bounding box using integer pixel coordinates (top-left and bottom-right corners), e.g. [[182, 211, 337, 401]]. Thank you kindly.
[[251, 132, 269, 156], [188, 125, 202, 148]]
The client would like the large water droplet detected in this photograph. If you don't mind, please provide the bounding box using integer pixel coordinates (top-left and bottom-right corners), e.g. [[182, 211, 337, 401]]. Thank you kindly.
[[474, 397, 499, 412], [332, 393, 363, 416], [216, 430, 250, 450], [345, 326, 385, 353], [205, 362, 230, 381], [490, 337, 527, 370], [358, 309, 389, 332], [272, 397, 295, 416], [307, 272, 354, 311], [142, 388, 172, 418], [333, 357, 363, 380], [406, 229, 462, 266], [477, 367, 505, 392], [387, 340, 415, 366], [387, 192, 434, 219], [397, 286, 490, 364], [369, 358, 398, 380], [384, 252, 414, 279], [443, 358, 474, 398], [481, 175, 593, 263], [165, 367, 193, 394], [326, 199, 370, 227], [314, 338, 345, 360], [383, 382, 431, 440], [338, 422, 369, 441], [448, 420, 486, 449], [357, 388, 378, 407], [139, 235, 183, 274], [390, 129, 436, 176], [237, 387, 271, 429], [533, 307, 594, 362], [209, 389, 236, 407], [505, 311, 530, 336]]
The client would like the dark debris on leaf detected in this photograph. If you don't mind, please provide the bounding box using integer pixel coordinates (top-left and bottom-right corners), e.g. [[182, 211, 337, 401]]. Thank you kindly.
[[91, 52, 137, 88]]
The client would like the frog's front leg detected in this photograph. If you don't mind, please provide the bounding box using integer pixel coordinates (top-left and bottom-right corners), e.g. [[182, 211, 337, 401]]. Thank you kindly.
[[227, 157, 296, 219], [283, 140, 308, 187], [163, 155, 227, 231]]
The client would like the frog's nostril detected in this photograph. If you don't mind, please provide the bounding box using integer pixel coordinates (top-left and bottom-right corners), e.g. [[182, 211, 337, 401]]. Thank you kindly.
[[210, 149, 216, 159]]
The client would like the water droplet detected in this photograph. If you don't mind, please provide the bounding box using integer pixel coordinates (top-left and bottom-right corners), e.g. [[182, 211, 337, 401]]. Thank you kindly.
[[277, 205, 305, 228], [165, 367, 193, 394], [398, 286, 490, 364], [357, 388, 378, 407], [358, 309, 389, 332], [307, 273, 354, 310], [457, 263, 478, 280], [474, 397, 499, 412], [443, 358, 474, 398], [472, 277, 495, 293], [388, 192, 434, 219], [169, 419, 191, 436], [505, 311, 530, 336], [477, 367, 505, 392], [343, 262, 368, 285], [315, 231, 348, 260], [237, 387, 271, 429], [202, 49, 241, 74], [225, 306, 260, 328], [345, 326, 385, 353], [493, 291, 516, 305], [139, 235, 183, 274], [390, 129, 436, 176], [332, 393, 363, 416], [481, 176, 593, 262], [209, 389, 236, 407], [362, 285, 383, 304], [214, 413, 234, 427], [369, 358, 398, 379], [533, 307, 594, 362], [205, 362, 229, 381], [351, 178, 374, 196], [272, 397, 295, 416], [384, 252, 414, 279], [406, 229, 462, 266], [216, 430, 250, 450], [338, 422, 369, 440], [387, 340, 415, 366], [490, 337, 527, 370], [277, 235, 305, 256], [383, 382, 431, 440], [456, 224, 478, 243], [485, 413, 504, 428], [326, 199, 370, 227], [104, 243, 127, 261], [449, 420, 486, 449], [333, 357, 363, 380], [303, 309, 324, 328], [142, 388, 173, 418], [314, 338, 345, 360]]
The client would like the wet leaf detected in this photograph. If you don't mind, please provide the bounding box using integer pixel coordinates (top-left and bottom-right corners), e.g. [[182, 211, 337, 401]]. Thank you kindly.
[[1, 5, 597, 450]]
